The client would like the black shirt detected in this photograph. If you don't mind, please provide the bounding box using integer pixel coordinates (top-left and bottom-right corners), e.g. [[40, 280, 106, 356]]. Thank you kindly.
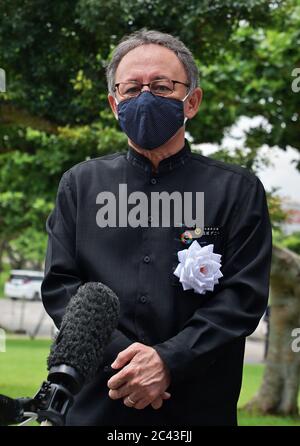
[[41, 139, 272, 425]]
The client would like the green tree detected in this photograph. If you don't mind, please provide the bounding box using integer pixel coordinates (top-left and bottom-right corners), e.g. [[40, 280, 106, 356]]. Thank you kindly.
[[0, 0, 283, 265], [1, 0, 299, 418]]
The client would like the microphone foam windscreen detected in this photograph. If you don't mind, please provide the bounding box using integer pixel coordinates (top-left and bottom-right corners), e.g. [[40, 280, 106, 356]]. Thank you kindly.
[[47, 282, 120, 382]]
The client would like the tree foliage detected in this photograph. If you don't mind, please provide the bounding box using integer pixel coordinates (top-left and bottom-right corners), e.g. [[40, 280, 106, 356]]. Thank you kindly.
[[0, 0, 298, 265]]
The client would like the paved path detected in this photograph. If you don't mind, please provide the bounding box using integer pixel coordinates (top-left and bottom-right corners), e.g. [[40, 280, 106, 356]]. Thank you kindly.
[[244, 338, 266, 364], [0, 298, 267, 363], [0, 298, 56, 338]]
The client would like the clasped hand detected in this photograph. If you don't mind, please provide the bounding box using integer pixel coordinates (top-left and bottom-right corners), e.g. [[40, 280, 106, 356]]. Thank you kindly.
[[107, 342, 171, 410]]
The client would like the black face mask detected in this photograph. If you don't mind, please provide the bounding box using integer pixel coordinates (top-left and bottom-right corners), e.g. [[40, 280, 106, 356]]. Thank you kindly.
[[117, 91, 188, 150]]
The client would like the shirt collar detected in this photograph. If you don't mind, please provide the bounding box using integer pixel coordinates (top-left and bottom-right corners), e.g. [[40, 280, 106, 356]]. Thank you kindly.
[[126, 139, 192, 175]]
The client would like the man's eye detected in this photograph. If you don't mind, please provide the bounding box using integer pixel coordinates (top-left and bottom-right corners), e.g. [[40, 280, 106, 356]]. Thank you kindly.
[[124, 85, 140, 94], [152, 84, 172, 93]]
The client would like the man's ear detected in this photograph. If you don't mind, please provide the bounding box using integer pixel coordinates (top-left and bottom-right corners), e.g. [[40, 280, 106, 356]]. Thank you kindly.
[[108, 94, 118, 120], [184, 87, 203, 120]]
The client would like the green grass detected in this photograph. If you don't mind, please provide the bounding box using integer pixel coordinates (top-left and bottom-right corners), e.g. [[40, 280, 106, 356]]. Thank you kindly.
[[238, 364, 265, 407], [0, 338, 300, 426], [238, 364, 300, 426], [0, 338, 51, 397]]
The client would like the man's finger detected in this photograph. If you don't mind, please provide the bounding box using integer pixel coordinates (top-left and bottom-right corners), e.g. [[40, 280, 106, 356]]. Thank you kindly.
[[108, 383, 132, 400], [151, 392, 170, 409], [151, 397, 163, 410], [107, 367, 128, 390], [111, 343, 142, 369], [107, 363, 132, 389], [123, 394, 141, 409], [134, 398, 151, 410]]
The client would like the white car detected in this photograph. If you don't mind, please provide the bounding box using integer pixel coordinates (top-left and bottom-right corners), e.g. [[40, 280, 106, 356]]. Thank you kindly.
[[4, 270, 44, 301]]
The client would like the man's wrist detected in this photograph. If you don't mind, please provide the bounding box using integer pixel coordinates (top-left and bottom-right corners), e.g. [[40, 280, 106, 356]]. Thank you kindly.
[[153, 346, 171, 386]]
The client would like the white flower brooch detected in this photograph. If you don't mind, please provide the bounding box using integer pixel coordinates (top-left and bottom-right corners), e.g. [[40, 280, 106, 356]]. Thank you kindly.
[[174, 240, 223, 294]]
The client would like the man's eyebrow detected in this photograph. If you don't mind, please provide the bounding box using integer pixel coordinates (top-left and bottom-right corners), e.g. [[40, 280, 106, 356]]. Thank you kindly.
[[152, 75, 170, 80], [121, 75, 171, 82]]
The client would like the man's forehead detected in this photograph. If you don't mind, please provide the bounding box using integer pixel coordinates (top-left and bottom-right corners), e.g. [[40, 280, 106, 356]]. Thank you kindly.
[[115, 44, 186, 81]]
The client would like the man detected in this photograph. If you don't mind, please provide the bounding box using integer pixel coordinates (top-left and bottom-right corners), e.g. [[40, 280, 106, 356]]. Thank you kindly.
[[41, 29, 272, 426]]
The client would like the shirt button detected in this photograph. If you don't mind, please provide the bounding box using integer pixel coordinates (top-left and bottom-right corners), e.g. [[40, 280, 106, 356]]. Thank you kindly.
[[103, 365, 110, 372], [143, 255, 151, 263], [150, 178, 157, 185], [139, 296, 147, 304]]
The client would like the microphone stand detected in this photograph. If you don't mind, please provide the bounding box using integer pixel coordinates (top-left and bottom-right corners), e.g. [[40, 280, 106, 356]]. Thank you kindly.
[[16, 366, 82, 426], [15, 380, 74, 426], [18, 413, 38, 426]]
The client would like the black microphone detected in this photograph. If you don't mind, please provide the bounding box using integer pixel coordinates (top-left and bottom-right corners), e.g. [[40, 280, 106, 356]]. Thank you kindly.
[[0, 282, 120, 426]]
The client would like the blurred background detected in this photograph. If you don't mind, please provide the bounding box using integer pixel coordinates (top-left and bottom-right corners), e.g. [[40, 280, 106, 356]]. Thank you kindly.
[[0, 0, 299, 426]]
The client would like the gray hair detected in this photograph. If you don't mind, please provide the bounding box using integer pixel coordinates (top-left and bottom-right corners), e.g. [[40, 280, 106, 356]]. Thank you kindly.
[[106, 29, 199, 95]]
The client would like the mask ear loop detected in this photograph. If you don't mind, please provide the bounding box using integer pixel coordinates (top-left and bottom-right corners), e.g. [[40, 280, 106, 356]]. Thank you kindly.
[[113, 94, 119, 120], [182, 91, 190, 125]]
